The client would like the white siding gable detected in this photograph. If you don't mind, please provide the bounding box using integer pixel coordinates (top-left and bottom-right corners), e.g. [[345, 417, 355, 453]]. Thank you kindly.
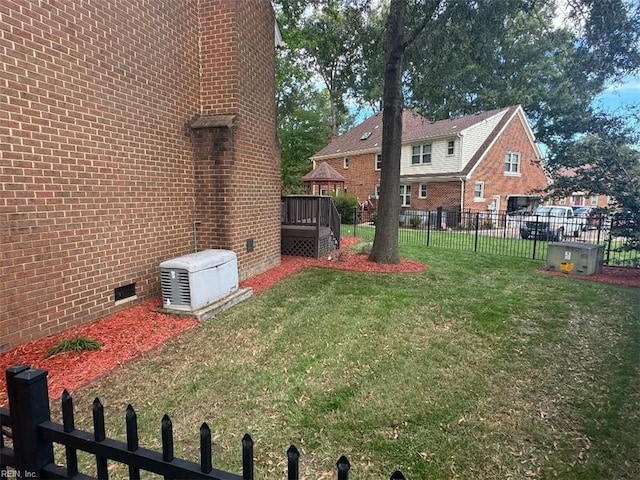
[[400, 137, 460, 175], [458, 109, 509, 170]]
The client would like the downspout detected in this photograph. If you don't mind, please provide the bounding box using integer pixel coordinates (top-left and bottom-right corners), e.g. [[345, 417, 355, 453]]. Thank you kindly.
[[460, 178, 465, 213]]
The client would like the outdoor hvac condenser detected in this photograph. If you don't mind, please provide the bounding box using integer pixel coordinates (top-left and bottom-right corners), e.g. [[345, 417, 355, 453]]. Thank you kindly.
[[160, 249, 238, 312], [546, 242, 604, 276]]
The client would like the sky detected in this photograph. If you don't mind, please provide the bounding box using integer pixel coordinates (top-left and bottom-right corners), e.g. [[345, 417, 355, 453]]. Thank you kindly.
[[594, 76, 640, 113]]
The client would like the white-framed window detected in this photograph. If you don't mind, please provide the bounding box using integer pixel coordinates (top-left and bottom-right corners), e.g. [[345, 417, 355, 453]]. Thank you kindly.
[[343, 157, 349, 169], [504, 152, 520, 174], [375, 185, 380, 197], [590, 195, 598, 205], [375, 153, 382, 171], [320, 187, 328, 196], [447, 140, 455, 155], [400, 184, 411, 207], [559, 197, 566, 205], [411, 144, 431, 164], [473, 181, 484, 200], [419, 183, 428, 198]]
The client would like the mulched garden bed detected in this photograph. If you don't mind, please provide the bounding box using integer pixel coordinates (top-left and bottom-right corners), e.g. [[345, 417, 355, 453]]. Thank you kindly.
[[0, 237, 424, 406], [541, 265, 640, 288]]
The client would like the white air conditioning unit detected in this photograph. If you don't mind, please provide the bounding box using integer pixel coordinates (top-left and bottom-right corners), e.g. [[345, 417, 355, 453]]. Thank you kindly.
[[160, 249, 238, 312]]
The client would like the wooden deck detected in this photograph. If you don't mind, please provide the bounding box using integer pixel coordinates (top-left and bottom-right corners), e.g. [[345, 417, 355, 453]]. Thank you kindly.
[[281, 196, 340, 258]]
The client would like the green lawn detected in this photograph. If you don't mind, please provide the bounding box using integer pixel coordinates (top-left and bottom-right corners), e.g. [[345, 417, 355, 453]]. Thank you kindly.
[[61, 246, 640, 479]]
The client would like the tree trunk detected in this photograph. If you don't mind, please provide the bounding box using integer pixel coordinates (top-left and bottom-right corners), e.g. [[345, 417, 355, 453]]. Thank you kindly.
[[368, 0, 406, 264]]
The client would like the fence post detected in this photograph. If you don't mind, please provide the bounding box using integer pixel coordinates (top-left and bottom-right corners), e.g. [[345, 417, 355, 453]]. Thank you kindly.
[[474, 212, 480, 252], [606, 229, 613, 265], [353, 206, 357, 238], [532, 214, 539, 260], [426, 211, 431, 246], [6, 365, 54, 477]]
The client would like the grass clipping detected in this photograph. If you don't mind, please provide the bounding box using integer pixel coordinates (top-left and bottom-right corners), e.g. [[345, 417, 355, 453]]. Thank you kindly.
[[46, 336, 102, 357]]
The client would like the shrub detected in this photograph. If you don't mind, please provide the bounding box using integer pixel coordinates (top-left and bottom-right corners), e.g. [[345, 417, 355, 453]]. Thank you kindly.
[[332, 192, 359, 224], [358, 242, 373, 254], [409, 215, 422, 229], [482, 220, 495, 229]]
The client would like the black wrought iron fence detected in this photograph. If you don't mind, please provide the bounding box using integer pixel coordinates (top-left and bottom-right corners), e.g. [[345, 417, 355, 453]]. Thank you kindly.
[[346, 208, 639, 268], [1, 365, 407, 480]]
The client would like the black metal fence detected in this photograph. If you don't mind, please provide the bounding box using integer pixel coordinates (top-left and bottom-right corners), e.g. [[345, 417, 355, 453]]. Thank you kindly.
[[346, 208, 640, 268], [0, 365, 406, 480]]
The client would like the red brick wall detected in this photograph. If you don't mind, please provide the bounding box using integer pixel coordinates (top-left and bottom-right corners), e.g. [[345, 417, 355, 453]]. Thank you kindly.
[[195, 0, 280, 280], [322, 154, 380, 203], [464, 113, 547, 212], [0, 0, 279, 352], [409, 181, 462, 211]]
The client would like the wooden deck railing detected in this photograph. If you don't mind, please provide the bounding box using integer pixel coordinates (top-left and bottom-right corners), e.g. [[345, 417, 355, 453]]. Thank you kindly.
[[281, 196, 341, 257]]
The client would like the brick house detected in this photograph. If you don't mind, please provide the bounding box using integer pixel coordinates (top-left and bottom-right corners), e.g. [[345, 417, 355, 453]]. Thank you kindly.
[[551, 168, 610, 208], [1, 0, 281, 352], [311, 105, 548, 214]]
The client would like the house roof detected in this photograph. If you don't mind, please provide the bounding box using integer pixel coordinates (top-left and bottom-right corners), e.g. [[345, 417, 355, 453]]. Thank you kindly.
[[302, 161, 346, 182], [311, 106, 515, 160]]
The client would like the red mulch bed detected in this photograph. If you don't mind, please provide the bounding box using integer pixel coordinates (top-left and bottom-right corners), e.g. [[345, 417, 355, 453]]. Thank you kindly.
[[0, 300, 199, 407], [241, 237, 425, 294], [541, 265, 640, 288], [0, 238, 424, 407]]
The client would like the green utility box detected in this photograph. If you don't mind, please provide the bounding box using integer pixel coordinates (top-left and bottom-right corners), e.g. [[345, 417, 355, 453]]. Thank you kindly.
[[546, 242, 604, 275]]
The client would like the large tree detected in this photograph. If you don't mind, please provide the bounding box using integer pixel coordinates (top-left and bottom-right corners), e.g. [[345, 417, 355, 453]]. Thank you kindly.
[[368, 0, 407, 264], [546, 108, 640, 252]]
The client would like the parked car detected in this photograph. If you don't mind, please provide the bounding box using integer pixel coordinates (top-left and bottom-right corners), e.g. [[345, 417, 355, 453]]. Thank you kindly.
[[520, 206, 582, 241], [572, 206, 606, 230]]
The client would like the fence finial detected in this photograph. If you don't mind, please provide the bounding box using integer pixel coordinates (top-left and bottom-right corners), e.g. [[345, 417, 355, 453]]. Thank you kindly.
[[161, 414, 174, 462], [200, 422, 212, 473], [336, 455, 350, 480], [242, 433, 254, 480], [287, 445, 300, 480]]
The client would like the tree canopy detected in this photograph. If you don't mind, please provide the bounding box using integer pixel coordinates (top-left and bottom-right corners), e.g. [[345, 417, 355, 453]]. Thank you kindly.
[[546, 107, 640, 251]]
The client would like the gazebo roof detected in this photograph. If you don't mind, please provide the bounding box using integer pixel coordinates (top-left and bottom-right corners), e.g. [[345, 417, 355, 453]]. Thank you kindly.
[[302, 161, 346, 183]]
